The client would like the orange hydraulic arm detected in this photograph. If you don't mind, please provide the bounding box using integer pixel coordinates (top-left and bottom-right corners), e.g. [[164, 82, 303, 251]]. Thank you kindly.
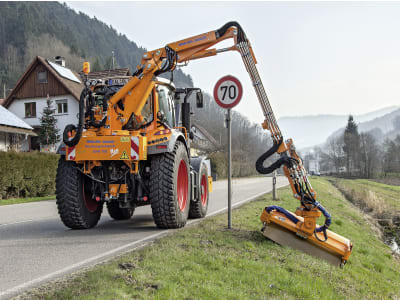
[[106, 21, 351, 264]]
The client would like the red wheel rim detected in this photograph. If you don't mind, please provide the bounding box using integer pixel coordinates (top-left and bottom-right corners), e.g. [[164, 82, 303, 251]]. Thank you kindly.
[[201, 174, 208, 206], [82, 181, 98, 213], [177, 160, 188, 212]]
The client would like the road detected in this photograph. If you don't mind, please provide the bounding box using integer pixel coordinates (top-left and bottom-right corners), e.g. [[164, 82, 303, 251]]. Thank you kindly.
[[0, 176, 287, 299]]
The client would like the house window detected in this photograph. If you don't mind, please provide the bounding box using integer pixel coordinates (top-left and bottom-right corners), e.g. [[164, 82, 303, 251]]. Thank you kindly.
[[56, 99, 68, 114], [37, 71, 47, 84], [25, 102, 36, 118]]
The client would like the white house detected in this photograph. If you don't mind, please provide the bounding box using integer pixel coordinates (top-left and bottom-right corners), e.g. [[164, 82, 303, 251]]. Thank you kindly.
[[4, 56, 130, 151], [0, 105, 36, 151]]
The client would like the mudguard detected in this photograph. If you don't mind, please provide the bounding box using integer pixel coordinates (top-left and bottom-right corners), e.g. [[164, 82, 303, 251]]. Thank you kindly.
[[147, 130, 188, 155], [56, 142, 66, 155], [190, 156, 207, 202]]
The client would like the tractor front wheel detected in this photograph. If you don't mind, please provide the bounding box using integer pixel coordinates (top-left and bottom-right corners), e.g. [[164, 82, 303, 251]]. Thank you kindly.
[[56, 158, 103, 229], [150, 141, 190, 228]]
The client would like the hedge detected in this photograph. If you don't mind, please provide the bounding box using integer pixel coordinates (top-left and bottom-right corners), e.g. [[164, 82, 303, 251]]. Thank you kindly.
[[0, 151, 59, 199]]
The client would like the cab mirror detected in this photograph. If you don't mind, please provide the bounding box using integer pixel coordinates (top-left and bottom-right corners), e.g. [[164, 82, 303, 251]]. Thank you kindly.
[[196, 91, 204, 108]]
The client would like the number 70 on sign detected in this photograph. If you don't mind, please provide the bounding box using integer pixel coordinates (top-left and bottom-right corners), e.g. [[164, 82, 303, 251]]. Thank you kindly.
[[213, 75, 243, 109]]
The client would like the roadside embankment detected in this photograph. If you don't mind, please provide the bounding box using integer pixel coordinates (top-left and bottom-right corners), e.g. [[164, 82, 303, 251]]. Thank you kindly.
[[19, 178, 400, 299], [330, 178, 400, 255]]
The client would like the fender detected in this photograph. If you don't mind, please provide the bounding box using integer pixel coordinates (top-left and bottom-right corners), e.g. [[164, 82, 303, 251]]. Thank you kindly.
[[56, 142, 66, 155], [189, 156, 209, 202], [147, 130, 188, 155]]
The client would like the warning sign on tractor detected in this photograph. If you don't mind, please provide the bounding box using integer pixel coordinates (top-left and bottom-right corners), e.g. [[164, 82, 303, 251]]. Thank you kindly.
[[120, 150, 129, 160]]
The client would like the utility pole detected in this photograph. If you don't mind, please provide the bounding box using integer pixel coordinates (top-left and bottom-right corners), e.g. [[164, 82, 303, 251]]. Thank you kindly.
[[111, 51, 115, 70]]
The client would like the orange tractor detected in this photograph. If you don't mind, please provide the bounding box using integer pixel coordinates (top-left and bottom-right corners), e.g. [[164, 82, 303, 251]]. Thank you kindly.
[[57, 21, 352, 266]]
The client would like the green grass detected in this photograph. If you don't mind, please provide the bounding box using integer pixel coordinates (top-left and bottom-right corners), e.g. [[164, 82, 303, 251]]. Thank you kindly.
[[331, 178, 400, 212], [0, 195, 55, 206], [25, 178, 400, 299]]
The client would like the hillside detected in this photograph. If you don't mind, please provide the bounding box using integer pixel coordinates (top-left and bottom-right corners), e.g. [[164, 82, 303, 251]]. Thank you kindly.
[[278, 105, 399, 149], [327, 108, 400, 144], [0, 1, 193, 89]]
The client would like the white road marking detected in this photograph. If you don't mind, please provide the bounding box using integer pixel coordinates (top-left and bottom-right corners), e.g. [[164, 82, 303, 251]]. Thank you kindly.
[[0, 182, 286, 299], [0, 219, 41, 227]]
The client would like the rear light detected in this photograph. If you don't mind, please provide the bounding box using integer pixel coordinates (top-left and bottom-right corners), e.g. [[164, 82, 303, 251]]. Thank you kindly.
[[156, 145, 167, 149]]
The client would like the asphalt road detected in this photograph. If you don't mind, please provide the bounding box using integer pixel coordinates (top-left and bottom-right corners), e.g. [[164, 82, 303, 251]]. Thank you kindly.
[[0, 176, 287, 299]]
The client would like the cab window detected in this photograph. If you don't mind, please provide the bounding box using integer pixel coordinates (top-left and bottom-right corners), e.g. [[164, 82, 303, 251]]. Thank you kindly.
[[142, 92, 153, 123], [157, 86, 175, 127]]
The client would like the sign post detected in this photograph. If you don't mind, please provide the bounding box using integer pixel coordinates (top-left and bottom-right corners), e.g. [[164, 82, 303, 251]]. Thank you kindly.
[[213, 75, 243, 229]]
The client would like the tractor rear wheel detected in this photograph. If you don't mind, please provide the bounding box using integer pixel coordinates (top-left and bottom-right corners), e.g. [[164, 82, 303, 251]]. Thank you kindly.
[[56, 158, 103, 229], [107, 201, 134, 220], [150, 141, 190, 228], [189, 163, 209, 218]]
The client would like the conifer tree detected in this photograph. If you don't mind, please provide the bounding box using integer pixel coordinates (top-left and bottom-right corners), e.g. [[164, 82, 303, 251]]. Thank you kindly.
[[343, 115, 360, 176], [39, 95, 60, 147]]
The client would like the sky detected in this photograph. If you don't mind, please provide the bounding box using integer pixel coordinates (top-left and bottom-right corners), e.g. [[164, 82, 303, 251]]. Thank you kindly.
[[67, 1, 400, 123]]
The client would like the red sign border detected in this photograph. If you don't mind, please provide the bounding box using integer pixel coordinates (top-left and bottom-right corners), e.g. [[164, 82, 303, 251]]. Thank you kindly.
[[213, 75, 243, 109]]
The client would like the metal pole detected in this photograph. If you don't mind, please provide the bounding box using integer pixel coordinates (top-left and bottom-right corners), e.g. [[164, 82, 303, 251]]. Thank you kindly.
[[272, 170, 277, 200], [227, 108, 232, 229]]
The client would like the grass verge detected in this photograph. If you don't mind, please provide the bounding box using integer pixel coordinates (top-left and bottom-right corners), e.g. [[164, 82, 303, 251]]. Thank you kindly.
[[21, 178, 400, 299], [329, 177, 400, 252], [0, 195, 55, 206]]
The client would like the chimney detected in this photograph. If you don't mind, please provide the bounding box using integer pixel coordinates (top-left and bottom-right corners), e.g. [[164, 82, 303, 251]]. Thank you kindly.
[[55, 56, 66, 67]]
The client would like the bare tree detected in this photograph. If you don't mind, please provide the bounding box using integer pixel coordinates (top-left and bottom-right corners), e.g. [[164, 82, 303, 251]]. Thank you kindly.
[[359, 132, 380, 178], [24, 33, 85, 71]]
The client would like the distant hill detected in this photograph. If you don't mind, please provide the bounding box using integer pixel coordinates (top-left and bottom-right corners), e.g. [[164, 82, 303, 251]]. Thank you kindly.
[[278, 106, 399, 149], [0, 2, 193, 89], [326, 108, 400, 144]]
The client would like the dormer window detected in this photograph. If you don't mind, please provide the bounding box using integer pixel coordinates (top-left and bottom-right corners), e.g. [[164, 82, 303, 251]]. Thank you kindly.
[[37, 71, 47, 84]]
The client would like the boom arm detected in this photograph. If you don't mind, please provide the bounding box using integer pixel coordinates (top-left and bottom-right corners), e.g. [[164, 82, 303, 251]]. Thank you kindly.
[[92, 21, 351, 264]]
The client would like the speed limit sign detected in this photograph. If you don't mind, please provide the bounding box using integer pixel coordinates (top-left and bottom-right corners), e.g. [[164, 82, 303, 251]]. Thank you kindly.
[[213, 75, 243, 109]]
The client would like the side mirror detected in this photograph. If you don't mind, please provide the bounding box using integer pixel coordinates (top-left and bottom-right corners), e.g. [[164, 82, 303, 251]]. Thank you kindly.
[[196, 91, 204, 108]]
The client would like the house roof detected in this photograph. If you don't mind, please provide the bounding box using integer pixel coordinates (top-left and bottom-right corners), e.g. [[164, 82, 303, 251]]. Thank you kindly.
[[82, 68, 131, 80], [0, 105, 34, 131], [4, 56, 84, 108]]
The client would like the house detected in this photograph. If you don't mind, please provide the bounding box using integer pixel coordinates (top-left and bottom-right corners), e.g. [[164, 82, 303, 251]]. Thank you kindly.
[[0, 105, 36, 151], [3, 56, 84, 150], [3, 55, 130, 151]]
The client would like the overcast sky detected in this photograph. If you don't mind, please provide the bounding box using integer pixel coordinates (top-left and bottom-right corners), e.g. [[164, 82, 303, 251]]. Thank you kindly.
[[67, 1, 400, 123]]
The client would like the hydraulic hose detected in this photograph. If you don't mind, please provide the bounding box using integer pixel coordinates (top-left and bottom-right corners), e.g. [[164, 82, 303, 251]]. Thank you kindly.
[[265, 206, 300, 225], [63, 88, 89, 147], [255, 139, 288, 174], [314, 202, 332, 242], [216, 21, 246, 43]]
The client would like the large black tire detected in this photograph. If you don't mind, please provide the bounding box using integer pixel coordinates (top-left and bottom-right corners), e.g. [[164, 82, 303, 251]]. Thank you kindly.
[[189, 163, 209, 218], [150, 141, 190, 228], [56, 158, 103, 229], [106, 201, 134, 220]]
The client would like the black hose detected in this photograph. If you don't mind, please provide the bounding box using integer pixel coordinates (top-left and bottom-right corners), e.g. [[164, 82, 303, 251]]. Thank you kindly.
[[255, 139, 288, 174], [63, 88, 89, 147], [215, 21, 246, 43]]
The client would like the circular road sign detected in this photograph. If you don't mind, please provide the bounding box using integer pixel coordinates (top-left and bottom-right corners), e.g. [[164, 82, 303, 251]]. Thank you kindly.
[[213, 75, 243, 109]]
